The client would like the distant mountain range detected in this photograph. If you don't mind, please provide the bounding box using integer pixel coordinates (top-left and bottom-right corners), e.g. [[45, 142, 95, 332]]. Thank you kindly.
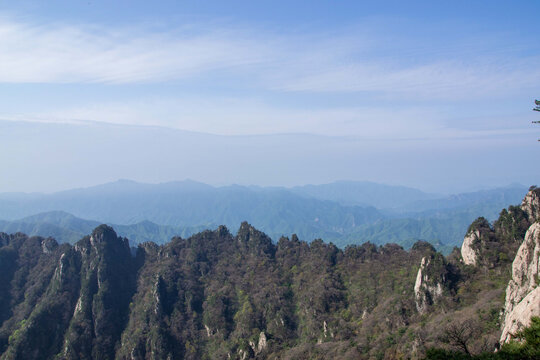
[[0, 180, 529, 251], [290, 180, 441, 208], [0, 211, 205, 245]]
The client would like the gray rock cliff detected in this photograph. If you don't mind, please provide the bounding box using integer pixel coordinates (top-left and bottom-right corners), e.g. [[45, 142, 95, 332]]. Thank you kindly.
[[500, 221, 540, 343], [414, 253, 448, 314], [461, 229, 480, 266], [500, 188, 540, 343]]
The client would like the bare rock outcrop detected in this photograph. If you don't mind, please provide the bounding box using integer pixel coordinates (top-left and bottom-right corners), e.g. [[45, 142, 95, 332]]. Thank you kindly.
[[41, 237, 58, 254], [249, 331, 267, 355], [414, 254, 448, 314], [520, 187, 540, 223], [500, 222, 540, 343], [461, 229, 480, 266], [459, 217, 499, 267]]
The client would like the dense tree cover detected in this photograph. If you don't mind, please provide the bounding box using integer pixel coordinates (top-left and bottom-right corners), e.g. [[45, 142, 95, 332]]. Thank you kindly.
[[0, 200, 534, 359]]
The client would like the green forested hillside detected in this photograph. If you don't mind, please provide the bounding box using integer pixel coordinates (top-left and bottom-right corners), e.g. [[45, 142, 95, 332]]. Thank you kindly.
[[0, 182, 527, 251], [0, 193, 534, 359]]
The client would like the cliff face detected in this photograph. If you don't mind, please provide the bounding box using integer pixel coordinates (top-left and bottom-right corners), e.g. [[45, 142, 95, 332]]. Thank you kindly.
[[0, 225, 137, 360], [461, 229, 479, 266], [521, 187, 540, 223], [459, 203, 529, 270], [62, 225, 136, 360], [414, 251, 451, 314], [459, 217, 498, 268], [500, 222, 540, 343], [499, 187, 540, 343], [455, 187, 540, 345]]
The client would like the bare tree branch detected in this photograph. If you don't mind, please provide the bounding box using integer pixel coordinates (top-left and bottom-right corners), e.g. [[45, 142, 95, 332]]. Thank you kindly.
[[439, 319, 479, 356]]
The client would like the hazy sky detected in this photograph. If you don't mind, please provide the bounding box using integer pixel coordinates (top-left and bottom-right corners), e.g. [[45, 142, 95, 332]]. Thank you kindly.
[[0, 1, 539, 193]]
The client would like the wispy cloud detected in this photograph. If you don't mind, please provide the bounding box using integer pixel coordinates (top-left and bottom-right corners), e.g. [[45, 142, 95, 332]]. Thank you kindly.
[[0, 14, 538, 102], [275, 58, 540, 99], [1, 96, 534, 140], [0, 15, 268, 84], [1, 13, 539, 140], [0, 97, 439, 137]]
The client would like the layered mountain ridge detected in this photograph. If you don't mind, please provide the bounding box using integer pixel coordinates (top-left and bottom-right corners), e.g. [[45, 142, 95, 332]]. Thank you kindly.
[[0, 181, 527, 252], [0, 187, 538, 359]]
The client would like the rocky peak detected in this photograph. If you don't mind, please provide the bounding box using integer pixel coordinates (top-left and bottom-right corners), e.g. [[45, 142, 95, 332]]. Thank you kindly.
[[236, 222, 259, 242], [236, 222, 275, 256], [500, 221, 540, 343], [414, 252, 450, 314], [61, 225, 137, 359], [461, 229, 480, 266], [217, 225, 231, 237], [138, 241, 159, 255], [90, 224, 121, 246], [459, 217, 503, 267], [521, 186, 540, 223], [73, 225, 131, 258], [411, 240, 437, 254], [41, 237, 58, 254]]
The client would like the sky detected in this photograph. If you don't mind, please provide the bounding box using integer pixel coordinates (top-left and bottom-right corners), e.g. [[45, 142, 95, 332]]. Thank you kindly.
[[0, 1, 539, 193]]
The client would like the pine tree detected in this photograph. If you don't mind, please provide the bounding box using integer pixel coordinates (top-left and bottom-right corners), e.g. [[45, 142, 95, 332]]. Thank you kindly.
[[534, 100, 539, 141]]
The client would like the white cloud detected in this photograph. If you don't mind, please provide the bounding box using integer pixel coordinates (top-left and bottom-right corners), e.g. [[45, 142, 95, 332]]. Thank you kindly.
[[270, 54, 540, 100], [0, 14, 538, 140], [0, 14, 538, 102], [0, 16, 268, 84]]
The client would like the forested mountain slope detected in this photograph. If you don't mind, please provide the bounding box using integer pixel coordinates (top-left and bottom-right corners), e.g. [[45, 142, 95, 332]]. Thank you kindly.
[[0, 187, 538, 359]]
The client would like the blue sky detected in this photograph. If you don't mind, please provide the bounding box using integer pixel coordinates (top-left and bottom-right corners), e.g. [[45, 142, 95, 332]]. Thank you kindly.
[[0, 1, 539, 192]]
